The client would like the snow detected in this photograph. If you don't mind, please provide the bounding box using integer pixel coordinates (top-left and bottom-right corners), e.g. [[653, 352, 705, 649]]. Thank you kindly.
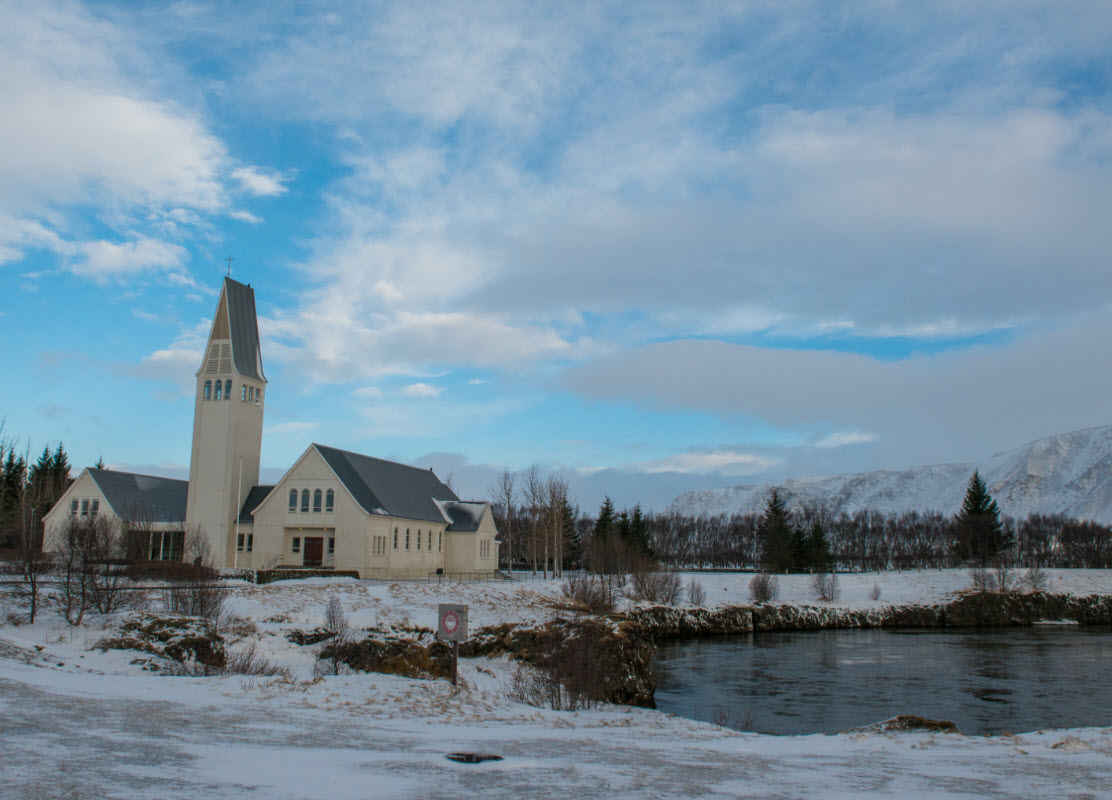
[[3, 571, 1112, 799], [670, 423, 1112, 524]]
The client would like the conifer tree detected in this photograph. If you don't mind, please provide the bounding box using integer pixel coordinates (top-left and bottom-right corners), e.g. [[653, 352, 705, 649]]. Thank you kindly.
[[760, 489, 793, 571], [594, 497, 615, 541], [953, 470, 1008, 564], [627, 504, 651, 557]]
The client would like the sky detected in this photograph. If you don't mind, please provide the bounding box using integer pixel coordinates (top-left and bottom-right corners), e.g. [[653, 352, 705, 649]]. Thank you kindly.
[[2, 0, 1111, 512]]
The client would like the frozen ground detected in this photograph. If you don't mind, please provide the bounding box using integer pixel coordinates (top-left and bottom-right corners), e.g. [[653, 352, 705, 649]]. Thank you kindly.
[[3, 569, 1112, 799]]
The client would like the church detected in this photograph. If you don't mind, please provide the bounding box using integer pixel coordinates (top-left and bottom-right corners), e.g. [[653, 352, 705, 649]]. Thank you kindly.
[[44, 277, 500, 580]]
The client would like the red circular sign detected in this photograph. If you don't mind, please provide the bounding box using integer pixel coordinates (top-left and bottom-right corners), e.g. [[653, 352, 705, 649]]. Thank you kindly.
[[443, 610, 459, 634]]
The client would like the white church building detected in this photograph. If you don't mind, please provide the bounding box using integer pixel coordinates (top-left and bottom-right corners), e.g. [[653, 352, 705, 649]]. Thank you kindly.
[[45, 277, 499, 580]]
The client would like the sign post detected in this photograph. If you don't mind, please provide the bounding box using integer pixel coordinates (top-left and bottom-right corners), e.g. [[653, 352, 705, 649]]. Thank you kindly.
[[438, 603, 468, 686]]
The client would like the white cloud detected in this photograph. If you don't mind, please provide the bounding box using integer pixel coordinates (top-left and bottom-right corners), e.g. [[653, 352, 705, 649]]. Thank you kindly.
[[228, 209, 262, 224], [71, 237, 187, 280], [402, 382, 441, 399], [230, 166, 289, 197], [627, 451, 781, 475], [814, 431, 877, 449]]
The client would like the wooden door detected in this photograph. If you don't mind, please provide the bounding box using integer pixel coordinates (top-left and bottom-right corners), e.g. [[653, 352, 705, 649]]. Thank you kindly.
[[304, 537, 324, 567]]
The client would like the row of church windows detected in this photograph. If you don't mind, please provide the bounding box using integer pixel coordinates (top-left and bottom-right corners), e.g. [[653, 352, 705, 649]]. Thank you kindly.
[[70, 498, 100, 517], [393, 526, 441, 552], [288, 488, 335, 513], [202, 380, 263, 404]]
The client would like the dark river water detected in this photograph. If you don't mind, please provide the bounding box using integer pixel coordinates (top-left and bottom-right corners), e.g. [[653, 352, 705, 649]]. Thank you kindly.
[[653, 626, 1112, 735]]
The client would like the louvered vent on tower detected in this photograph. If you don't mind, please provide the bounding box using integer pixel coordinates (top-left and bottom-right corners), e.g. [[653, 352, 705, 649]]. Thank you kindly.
[[218, 342, 231, 373], [204, 344, 220, 374]]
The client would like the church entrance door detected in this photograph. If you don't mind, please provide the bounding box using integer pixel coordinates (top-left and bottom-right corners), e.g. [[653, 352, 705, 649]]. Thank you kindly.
[[303, 537, 324, 567]]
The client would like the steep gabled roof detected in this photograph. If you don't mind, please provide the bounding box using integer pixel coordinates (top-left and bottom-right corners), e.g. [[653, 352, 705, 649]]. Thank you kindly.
[[223, 277, 265, 381], [436, 500, 488, 532], [238, 485, 275, 523], [314, 444, 459, 523], [88, 468, 188, 523]]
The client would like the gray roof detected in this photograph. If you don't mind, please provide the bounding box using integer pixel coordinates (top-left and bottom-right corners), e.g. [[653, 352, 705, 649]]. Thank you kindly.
[[88, 468, 188, 523], [315, 444, 459, 523], [438, 500, 487, 532], [224, 277, 265, 381], [238, 485, 275, 523]]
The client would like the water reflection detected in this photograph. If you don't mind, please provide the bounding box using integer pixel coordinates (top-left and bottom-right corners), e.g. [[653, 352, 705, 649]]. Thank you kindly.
[[653, 626, 1112, 735]]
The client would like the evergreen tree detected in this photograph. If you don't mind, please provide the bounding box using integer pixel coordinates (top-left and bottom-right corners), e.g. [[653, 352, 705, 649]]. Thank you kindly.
[[615, 510, 631, 542], [953, 470, 1008, 564], [759, 489, 793, 571], [626, 504, 651, 557], [594, 497, 615, 541], [805, 520, 832, 571], [94, 456, 106, 470]]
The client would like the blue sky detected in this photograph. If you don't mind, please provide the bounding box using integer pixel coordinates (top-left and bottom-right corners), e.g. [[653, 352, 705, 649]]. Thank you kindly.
[[2, 1, 1112, 511]]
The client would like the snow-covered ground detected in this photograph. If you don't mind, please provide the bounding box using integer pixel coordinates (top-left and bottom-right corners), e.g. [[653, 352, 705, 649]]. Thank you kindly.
[[3, 569, 1112, 799]]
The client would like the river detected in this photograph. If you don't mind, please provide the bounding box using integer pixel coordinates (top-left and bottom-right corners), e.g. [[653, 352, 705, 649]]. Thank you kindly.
[[653, 625, 1112, 735]]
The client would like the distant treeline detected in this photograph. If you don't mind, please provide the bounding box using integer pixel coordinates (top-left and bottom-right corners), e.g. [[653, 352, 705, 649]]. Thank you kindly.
[[643, 507, 1112, 571]]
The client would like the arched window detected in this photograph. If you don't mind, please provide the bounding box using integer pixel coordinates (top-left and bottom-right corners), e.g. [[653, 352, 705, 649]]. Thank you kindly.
[[301, 489, 310, 513], [242, 385, 247, 401], [288, 489, 297, 512], [225, 379, 232, 400], [204, 380, 212, 400], [256, 388, 263, 403], [313, 489, 322, 512], [325, 489, 334, 512], [214, 380, 222, 400]]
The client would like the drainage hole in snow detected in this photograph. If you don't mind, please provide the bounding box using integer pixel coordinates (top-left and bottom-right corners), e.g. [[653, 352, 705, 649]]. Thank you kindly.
[[446, 753, 503, 764]]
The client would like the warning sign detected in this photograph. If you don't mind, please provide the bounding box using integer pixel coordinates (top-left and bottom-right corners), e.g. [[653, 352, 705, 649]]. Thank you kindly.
[[438, 603, 468, 642]]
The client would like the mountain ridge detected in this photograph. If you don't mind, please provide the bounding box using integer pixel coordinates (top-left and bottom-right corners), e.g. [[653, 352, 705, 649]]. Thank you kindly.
[[667, 425, 1112, 524]]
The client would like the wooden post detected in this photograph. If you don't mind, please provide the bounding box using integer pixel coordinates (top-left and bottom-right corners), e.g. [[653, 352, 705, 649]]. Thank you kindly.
[[451, 640, 459, 687]]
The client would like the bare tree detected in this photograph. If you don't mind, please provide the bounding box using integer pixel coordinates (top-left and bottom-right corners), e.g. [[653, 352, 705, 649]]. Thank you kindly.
[[323, 595, 350, 641], [546, 475, 570, 579], [163, 527, 228, 626], [492, 468, 516, 573], [748, 572, 778, 603], [523, 465, 543, 576], [14, 487, 51, 623]]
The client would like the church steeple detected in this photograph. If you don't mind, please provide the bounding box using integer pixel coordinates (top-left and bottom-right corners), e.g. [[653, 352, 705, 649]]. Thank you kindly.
[[185, 277, 267, 564]]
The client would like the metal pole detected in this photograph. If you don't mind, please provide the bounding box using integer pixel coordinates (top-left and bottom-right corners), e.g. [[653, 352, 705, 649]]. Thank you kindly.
[[234, 457, 242, 569]]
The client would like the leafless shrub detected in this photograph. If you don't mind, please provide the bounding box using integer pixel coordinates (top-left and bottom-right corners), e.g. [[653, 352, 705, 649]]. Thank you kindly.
[[54, 515, 123, 625], [686, 578, 707, 606], [561, 574, 618, 614], [628, 560, 683, 605], [748, 572, 778, 603], [711, 704, 757, 732], [162, 528, 228, 626], [166, 641, 292, 679], [969, 567, 996, 594], [810, 571, 840, 602], [323, 595, 350, 641], [1023, 564, 1049, 593], [869, 582, 882, 602], [993, 555, 1016, 594]]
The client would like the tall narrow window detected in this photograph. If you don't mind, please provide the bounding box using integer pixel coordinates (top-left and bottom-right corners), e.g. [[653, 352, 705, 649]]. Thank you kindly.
[[325, 489, 334, 512], [393, 528, 398, 549], [417, 530, 421, 550], [328, 537, 335, 554], [81, 499, 89, 516], [90, 500, 99, 517], [292, 537, 300, 553], [204, 380, 212, 400], [256, 388, 263, 403], [225, 379, 232, 399], [405, 529, 410, 550], [289, 489, 297, 512], [242, 385, 247, 401], [237, 533, 245, 552], [249, 386, 255, 402], [301, 489, 309, 513], [438, 531, 442, 552], [71, 499, 78, 515], [313, 489, 322, 512], [246, 534, 253, 552], [214, 380, 223, 400]]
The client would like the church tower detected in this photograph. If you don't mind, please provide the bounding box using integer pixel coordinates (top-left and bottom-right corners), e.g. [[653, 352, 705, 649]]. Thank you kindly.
[[185, 277, 266, 565]]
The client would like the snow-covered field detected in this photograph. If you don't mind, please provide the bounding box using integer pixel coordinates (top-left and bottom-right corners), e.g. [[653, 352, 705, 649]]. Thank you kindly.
[[3, 569, 1112, 799]]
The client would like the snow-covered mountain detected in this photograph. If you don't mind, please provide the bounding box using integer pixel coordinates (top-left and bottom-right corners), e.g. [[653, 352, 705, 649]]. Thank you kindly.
[[668, 425, 1112, 524]]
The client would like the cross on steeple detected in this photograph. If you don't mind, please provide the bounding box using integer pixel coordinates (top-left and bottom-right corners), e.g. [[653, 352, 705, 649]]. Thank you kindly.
[[225, 255, 234, 276]]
